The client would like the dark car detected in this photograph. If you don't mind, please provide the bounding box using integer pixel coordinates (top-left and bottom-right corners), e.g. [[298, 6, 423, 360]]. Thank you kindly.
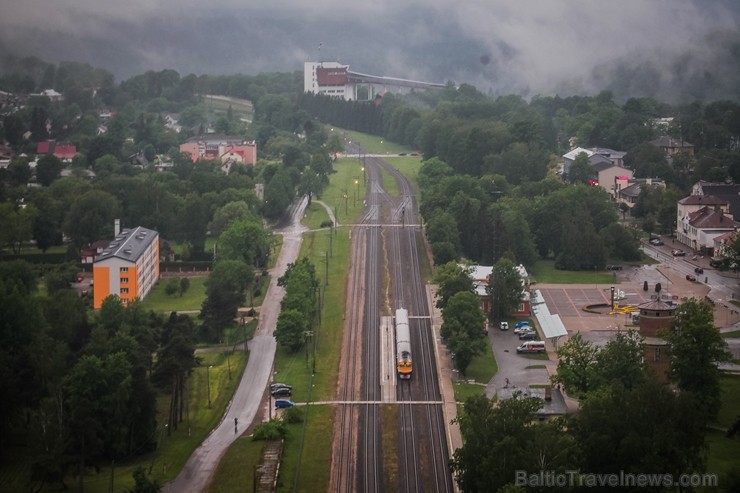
[[686, 274, 696, 281], [694, 267, 704, 274], [270, 383, 292, 391], [271, 387, 292, 398], [274, 399, 295, 409], [519, 331, 538, 340], [606, 264, 623, 271]]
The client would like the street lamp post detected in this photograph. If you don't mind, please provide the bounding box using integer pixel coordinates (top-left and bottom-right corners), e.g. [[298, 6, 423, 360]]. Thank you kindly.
[[206, 365, 212, 409], [361, 165, 365, 185]]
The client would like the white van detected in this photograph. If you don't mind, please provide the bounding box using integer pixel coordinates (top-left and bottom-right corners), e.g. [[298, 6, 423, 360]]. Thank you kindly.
[[516, 341, 546, 354]]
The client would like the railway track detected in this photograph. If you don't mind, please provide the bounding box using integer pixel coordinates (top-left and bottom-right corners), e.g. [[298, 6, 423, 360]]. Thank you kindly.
[[330, 145, 453, 492]]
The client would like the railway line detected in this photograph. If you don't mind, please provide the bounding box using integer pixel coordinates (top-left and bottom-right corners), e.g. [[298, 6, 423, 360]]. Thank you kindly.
[[330, 145, 453, 492]]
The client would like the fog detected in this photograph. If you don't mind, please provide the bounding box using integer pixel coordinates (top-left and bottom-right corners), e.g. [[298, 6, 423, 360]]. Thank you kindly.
[[1, 0, 738, 99]]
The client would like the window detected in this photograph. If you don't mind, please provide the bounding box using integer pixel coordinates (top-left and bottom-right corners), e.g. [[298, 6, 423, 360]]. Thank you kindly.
[[121, 277, 128, 284], [121, 288, 129, 294], [120, 267, 129, 273], [654, 348, 660, 362]]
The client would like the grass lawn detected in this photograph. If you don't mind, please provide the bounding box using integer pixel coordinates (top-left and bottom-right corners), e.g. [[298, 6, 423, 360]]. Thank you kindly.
[[276, 404, 334, 492], [207, 437, 265, 493], [333, 128, 413, 155], [453, 382, 487, 403], [383, 157, 423, 198], [705, 374, 740, 488], [530, 259, 617, 284], [139, 276, 208, 312], [721, 329, 740, 338]]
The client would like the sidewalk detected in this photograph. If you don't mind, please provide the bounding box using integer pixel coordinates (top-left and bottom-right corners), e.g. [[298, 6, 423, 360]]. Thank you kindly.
[[426, 284, 463, 459]]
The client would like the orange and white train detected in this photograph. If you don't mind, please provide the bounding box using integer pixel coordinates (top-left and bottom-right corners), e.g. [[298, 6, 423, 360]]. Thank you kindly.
[[395, 308, 412, 379]]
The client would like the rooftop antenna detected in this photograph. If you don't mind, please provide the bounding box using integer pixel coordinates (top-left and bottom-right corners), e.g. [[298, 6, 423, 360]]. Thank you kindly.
[[318, 42, 323, 63]]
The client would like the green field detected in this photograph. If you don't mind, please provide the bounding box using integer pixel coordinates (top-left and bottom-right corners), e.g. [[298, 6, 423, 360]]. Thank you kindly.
[[139, 276, 208, 312], [530, 259, 618, 284]]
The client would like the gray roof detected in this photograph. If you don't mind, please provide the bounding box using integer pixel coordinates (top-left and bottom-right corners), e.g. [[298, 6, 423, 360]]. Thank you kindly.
[[95, 226, 158, 263]]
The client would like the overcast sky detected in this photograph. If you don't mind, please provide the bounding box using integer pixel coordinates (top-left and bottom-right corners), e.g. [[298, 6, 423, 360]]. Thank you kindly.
[[1, 0, 738, 97]]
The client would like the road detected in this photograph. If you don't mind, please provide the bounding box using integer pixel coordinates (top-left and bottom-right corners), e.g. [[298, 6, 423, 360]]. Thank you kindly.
[[640, 237, 740, 313], [163, 196, 309, 493]]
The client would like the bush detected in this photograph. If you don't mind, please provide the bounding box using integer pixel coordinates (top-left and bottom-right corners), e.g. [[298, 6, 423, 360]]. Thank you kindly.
[[282, 406, 304, 424], [251, 420, 286, 441]]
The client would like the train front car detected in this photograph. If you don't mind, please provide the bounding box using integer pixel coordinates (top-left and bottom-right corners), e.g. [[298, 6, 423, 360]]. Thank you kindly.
[[395, 308, 412, 379]]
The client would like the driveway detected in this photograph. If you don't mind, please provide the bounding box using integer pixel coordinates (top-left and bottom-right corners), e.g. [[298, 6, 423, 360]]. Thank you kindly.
[[484, 325, 554, 398]]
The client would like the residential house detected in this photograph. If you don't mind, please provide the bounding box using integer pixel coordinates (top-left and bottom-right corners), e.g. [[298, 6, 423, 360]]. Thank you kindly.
[[615, 178, 666, 209], [163, 114, 182, 133], [562, 147, 631, 197], [179, 135, 257, 166], [81, 240, 112, 266], [36, 140, 77, 161], [676, 195, 735, 255], [93, 226, 159, 308], [30, 89, 63, 102], [712, 230, 738, 260], [691, 180, 740, 222], [650, 136, 694, 157]]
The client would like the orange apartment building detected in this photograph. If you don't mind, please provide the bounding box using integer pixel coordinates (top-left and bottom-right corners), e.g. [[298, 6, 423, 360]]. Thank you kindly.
[[93, 226, 160, 309]]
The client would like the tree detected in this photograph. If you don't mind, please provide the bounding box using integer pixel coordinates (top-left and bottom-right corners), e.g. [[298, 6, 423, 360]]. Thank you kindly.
[[592, 329, 646, 391], [63, 190, 121, 248], [487, 258, 524, 321], [567, 152, 593, 184], [127, 467, 161, 493], [571, 379, 706, 478], [0, 203, 37, 254], [209, 201, 255, 237], [440, 291, 486, 375], [165, 279, 180, 297], [450, 394, 574, 493], [433, 262, 475, 310], [664, 298, 732, 422], [274, 308, 309, 352], [217, 218, 270, 267], [179, 277, 190, 295], [199, 260, 250, 341], [35, 155, 64, 186], [552, 334, 599, 397]]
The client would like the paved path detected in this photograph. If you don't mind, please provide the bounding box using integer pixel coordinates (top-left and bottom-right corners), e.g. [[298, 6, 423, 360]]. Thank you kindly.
[[164, 196, 309, 493]]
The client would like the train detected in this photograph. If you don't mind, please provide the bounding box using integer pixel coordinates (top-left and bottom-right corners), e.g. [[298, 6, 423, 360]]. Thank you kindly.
[[395, 308, 412, 379]]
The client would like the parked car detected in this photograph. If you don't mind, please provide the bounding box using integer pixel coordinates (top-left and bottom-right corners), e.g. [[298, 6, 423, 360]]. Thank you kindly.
[[519, 331, 538, 340], [514, 325, 534, 335], [514, 321, 531, 329], [686, 274, 696, 281], [606, 264, 623, 271], [649, 238, 664, 246], [672, 249, 686, 257], [271, 387, 292, 398], [499, 321, 509, 331], [694, 267, 704, 274], [270, 383, 292, 391], [517, 341, 546, 353], [274, 399, 295, 409]]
